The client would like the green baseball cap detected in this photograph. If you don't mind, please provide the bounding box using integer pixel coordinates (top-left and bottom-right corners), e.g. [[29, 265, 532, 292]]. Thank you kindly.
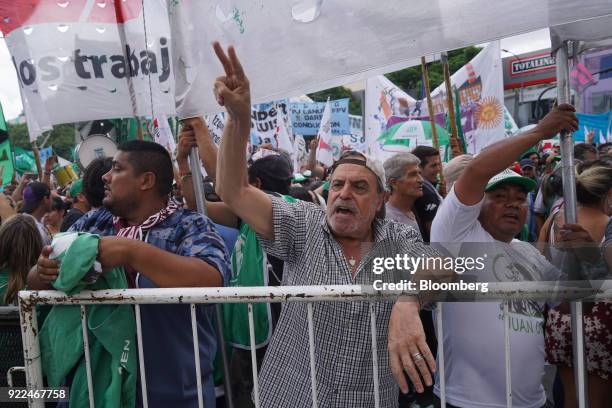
[[69, 179, 83, 198], [485, 168, 537, 193]]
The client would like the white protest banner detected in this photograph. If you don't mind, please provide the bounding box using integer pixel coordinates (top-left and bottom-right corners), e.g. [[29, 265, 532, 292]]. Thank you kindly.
[[166, 0, 608, 117], [316, 99, 334, 167], [424, 41, 505, 154], [0, 0, 175, 141], [5, 2, 608, 140], [290, 99, 349, 135], [365, 75, 417, 159]]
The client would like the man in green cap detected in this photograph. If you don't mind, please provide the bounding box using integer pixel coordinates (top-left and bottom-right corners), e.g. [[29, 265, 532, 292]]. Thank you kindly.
[[60, 179, 90, 232], [430, 104, 579, 408]]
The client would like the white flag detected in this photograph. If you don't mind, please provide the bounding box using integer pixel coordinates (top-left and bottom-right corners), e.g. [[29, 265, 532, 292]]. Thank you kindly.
[[316, 99, 334, 167], [274, 105, 295, 156], [154, 115, 177, 156], [293, 135, 307, 174], [422, 41, 505, 154]]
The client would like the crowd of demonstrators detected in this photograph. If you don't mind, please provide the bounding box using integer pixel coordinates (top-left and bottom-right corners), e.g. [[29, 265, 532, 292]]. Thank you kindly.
[[0, 42, 611, 408]]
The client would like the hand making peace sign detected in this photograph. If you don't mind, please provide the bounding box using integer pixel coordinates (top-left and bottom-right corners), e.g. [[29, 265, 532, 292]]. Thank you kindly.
[[212, 42, 252, 123]]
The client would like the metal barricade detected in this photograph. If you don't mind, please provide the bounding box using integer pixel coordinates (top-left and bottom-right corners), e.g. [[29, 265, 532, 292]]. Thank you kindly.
[[17, 281, 612, 408]]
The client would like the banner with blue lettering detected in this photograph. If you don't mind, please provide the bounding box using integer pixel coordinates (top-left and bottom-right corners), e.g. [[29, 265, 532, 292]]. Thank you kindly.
[[290, 99, 350, 135]]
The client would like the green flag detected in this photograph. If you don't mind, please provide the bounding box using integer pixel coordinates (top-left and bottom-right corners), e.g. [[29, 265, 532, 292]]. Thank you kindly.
[[0, 102, 7, 144], [0, 139, 14, 186], [0, 102, 13, 186]]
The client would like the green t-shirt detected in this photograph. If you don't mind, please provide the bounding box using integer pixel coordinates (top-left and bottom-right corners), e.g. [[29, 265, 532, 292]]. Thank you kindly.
[[0, 267, 9, 305]]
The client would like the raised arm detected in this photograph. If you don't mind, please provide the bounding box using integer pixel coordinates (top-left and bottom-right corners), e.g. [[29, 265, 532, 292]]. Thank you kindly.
[[213, 42, 273, 239], [454, 104, 578, 205]]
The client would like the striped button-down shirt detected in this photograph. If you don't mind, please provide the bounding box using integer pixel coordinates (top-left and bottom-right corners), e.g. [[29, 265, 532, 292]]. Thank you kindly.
[[256, 197, 438, 408]]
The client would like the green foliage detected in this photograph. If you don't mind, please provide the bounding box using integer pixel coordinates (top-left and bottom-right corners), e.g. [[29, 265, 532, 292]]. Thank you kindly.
[[307, 86, 362, 115], [8, 122, 75, 159], [306, 46, 481, 114], [385, 46, 482, 96]]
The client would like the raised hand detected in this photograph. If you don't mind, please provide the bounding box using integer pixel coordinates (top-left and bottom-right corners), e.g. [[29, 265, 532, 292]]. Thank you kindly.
[[177, 123, 197, 163], [535, 103, 579, 138], [212, 42, 251, 123]]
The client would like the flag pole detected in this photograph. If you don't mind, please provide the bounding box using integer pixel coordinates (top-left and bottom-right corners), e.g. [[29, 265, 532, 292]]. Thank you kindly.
[[421, 57, 446, 196], [556, 40, 587, 408], [31, 142, 43, 180], [441, 52, 463, 158]]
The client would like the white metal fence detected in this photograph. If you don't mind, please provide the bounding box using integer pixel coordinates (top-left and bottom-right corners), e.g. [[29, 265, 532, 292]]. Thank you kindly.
[[16, 280, 612, 408]]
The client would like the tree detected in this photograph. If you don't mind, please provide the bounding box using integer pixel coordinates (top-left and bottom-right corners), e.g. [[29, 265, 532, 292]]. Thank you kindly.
[[305, 45, 481, 115], [308, 86, 362, 115], [8, 122, 76, 159], [385, 46, 482, 96]]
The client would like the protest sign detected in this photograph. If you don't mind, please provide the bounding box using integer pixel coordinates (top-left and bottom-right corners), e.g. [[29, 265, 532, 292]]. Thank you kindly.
[[250, 100, 289, 148], [290, 99, 349, 135]]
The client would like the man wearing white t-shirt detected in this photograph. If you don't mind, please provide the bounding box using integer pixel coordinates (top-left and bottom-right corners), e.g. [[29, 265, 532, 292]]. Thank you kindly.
[[430, 104, 578, 408]]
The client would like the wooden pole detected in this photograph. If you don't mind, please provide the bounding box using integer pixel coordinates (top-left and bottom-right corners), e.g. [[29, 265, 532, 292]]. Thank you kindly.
[[421, 57, 446, 196], [421, 57, 440, 150], [441, 52, 463, 158], [31, 142, 43, 180], [136, 117, 144, 141]]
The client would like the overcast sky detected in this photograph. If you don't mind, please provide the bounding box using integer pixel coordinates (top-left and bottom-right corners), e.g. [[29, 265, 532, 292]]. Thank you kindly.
[[0, 28, 551, 121]]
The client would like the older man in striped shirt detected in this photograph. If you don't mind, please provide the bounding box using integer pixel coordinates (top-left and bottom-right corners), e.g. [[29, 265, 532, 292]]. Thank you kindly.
[[212, 43, 441, 408]]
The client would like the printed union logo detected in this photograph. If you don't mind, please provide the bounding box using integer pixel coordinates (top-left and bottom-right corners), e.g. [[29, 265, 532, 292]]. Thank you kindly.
[[0, 0, 144, 36]]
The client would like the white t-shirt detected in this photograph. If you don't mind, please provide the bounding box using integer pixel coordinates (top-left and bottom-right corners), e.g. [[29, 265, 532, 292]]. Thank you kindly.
[[34, 217, 51, 246], [430, 186, 560, 408]]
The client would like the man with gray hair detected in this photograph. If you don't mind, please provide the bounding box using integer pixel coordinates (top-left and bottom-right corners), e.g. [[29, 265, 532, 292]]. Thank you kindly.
[[384, 153, 423, 237], [212, 42, 440, 408]]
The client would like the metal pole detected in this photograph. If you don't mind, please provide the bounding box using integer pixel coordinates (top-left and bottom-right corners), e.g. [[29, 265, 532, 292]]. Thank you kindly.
[[503, 301, 512, 408], [188, 147, 235, 407], [555, 41, 588, 408], [18, 296, 44, 408], [307, 303, 319, 408], [190, 304, 204, 408], [189, 148, 207, 216], [361, 90, 366, 146], [80, 306, 96, 408], [421, 57, 440, 150], [441, 52, 463, 158], [436, 304, 446, 407], [422, 56, 446, 195]]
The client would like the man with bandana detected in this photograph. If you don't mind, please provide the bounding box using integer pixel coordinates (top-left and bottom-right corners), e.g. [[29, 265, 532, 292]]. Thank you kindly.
[[30, 140, 230, 408]]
